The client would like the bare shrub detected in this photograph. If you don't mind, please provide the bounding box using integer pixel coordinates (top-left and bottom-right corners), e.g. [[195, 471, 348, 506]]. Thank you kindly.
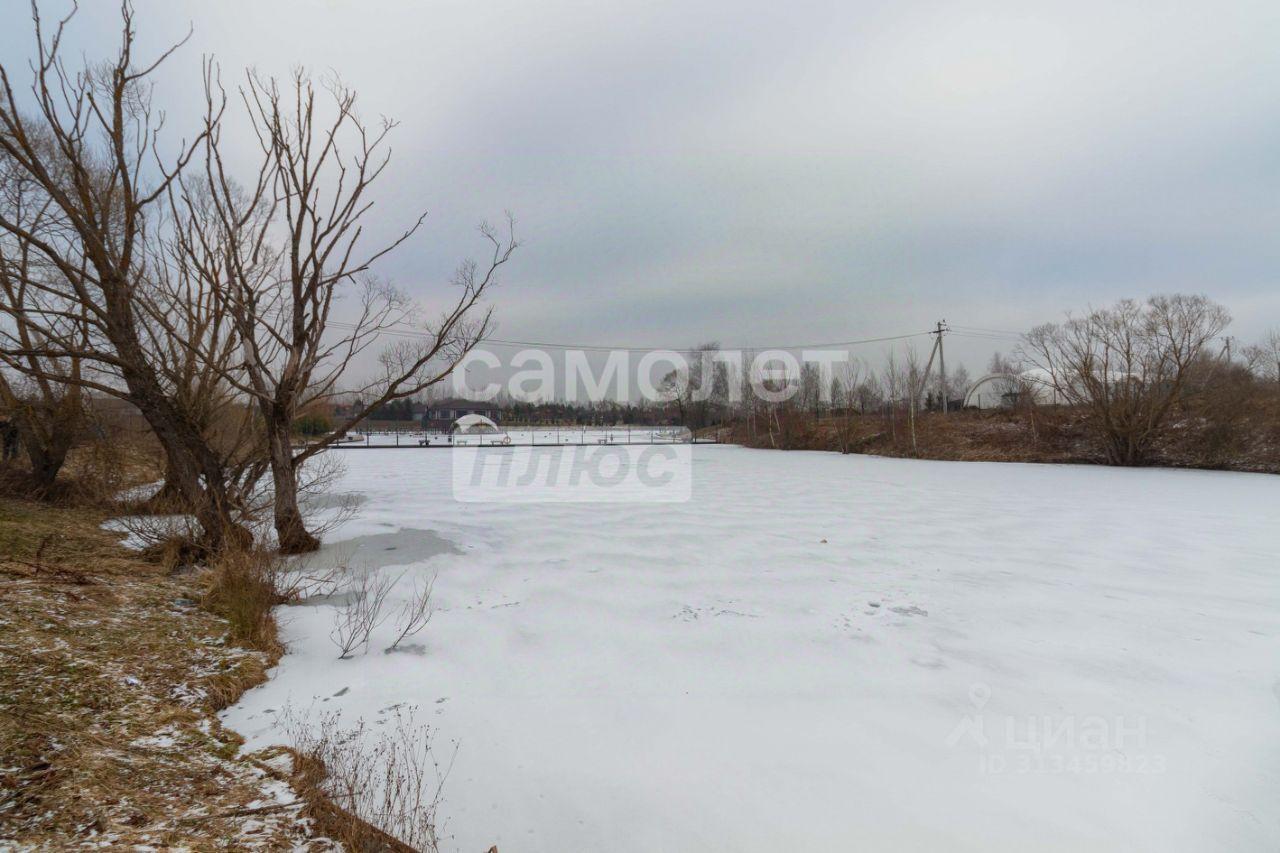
[[283, 706, 453, 851], [111, 512, 205, 560], [1019, 294, 1230, 465], [270, 557, 350, 604], [1161, 356, 1275, 469], [1242, 328, 1280, 388], [331, 571, 398, 659], [386, 573, 436, 653]]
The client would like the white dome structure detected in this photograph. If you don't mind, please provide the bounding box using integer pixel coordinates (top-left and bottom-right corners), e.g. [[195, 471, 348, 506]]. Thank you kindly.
[[962, 368, 1064, 408], [450, 413, 502, 434]]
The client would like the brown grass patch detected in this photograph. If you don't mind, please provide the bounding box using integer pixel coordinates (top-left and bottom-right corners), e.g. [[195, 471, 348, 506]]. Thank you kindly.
[[0, 496, 334, 849], [202, 550, 287, 655], [728, 404, 1280, 473]]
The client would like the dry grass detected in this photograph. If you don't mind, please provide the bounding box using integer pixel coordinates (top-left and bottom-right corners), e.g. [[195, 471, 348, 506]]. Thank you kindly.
[[0, 432, 452, 849], [730, 408, 1088, 463], [203, 550, 287, 655], [282, 706, 449, 853], [1158, 389, 1280, 473], [288, 748, 419, 853], [729, 403, 1280, 473], [0, 496, 335, 849]]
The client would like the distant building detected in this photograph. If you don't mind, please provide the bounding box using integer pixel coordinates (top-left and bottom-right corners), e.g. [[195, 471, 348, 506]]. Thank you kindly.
[[421, 399, 501, 432], [451, 414, 503, 434]]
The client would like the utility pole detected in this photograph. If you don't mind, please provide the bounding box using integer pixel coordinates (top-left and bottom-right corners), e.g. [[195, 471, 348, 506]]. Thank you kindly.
[[933, 320, 949, 413]]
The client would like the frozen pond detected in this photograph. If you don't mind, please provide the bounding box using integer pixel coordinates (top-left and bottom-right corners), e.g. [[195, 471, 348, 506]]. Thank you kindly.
[[222, 446, 1280, 851]]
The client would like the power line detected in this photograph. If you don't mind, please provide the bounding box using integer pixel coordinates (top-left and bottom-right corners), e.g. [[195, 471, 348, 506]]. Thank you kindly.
[[950, 325, 1025, 338], [948, 331, 1023, 342], [331, 319, 1027, 352], [328, 321, 933, 353], [482, 331, 932, 352]]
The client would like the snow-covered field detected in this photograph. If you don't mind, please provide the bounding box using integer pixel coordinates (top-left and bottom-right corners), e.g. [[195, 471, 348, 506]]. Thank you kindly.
[[222, 447, 1280, 852]]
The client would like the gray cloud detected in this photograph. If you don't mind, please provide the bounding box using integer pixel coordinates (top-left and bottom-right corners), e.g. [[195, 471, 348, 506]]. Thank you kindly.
[[3, 0, 1278, 377]]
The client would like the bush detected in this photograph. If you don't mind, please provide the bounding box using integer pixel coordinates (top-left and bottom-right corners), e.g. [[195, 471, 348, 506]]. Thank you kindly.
[[283, 705, 447, 851], [1020, 295, 1230, 465], [202, 550, 286, 652]]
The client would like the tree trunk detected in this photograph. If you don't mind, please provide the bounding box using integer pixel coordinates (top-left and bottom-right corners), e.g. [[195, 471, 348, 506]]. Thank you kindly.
[[154, 427, 252, 553], [1103, 430, 1146, 467], [136, 471, 185, 513], [268, 423, 320, 554], [98, 287, 252, 553], [12, 412, 74, 498], [908, 404, 917, 456], [22, 432, 68, 497], [120, 373, 250, 552]]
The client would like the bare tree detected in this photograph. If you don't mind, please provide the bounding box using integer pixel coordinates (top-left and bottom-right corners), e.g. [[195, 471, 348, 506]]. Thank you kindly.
[[0, 370, 83, 494], [692, 343, 730, 429], [946, 363, 971, 407], [880, 347, 911, 445], [178, 67, 515, 552], [734, 348, 758, 443], [1019, 295, 1230, 465], [1242, 329, 1280, 388], [658, 368, 688, 425], [660, 343, 724, 430], [985, 351, 1024, 406], [904, 344, 924, 455], [854, 374, 882, 414], [0, 3, 254, 549], [0, 163, 86, 492], [830, 358, 865, 452], [798, 361, 822, 422], [138, 187, 267, 509]]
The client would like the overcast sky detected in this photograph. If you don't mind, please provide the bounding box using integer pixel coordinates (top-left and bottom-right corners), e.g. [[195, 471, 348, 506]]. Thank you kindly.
[[3, 0, 1279, 380]]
